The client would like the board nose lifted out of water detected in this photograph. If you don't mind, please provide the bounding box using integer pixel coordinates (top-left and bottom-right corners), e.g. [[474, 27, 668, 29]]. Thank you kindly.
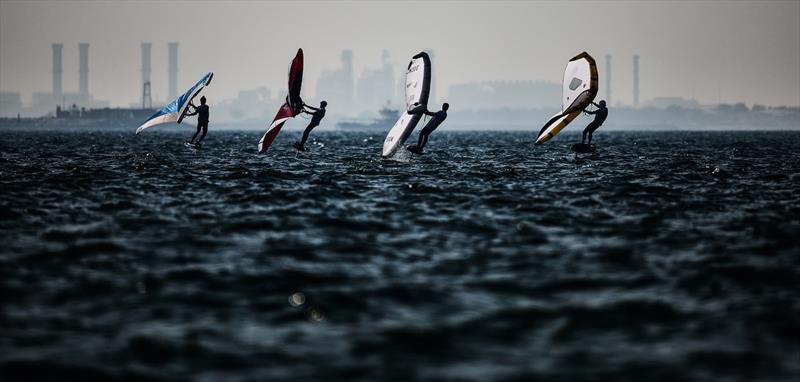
[[135, 72, 214, 135], [535, 52, 598, 145], [382, 52, 432, 158]]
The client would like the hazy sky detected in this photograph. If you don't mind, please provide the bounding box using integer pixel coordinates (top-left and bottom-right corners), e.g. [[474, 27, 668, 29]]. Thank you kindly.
[[1, 0, 798, 107]]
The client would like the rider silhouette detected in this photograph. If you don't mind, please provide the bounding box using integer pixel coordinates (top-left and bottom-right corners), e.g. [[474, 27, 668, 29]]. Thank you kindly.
[[582, 100, 607, 145]]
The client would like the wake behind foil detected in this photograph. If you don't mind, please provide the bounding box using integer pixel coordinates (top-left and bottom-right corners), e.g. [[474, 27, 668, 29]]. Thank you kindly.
[[136, 72, 213, 134], [382, 52, 432, 158], [535, 52, 598, 144], [258, 49, 304, 154]]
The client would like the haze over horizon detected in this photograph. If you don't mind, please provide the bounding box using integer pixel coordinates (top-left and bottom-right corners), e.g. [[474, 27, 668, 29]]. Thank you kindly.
[[1, 0, 799, 109]]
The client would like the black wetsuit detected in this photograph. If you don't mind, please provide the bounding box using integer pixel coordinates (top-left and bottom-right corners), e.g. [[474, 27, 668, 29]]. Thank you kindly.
[[582, 105, 607, 144], [298, 105, 325, 148], [414, 110, 447, 150], [186, 104, 210, 144]]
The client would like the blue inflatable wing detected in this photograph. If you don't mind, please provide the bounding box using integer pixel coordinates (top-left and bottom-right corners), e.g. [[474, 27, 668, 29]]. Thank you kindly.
[[136, 72, 213, 134]]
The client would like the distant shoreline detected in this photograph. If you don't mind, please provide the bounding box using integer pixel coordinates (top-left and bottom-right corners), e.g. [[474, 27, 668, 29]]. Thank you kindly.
[[3, 104, 798, 132]]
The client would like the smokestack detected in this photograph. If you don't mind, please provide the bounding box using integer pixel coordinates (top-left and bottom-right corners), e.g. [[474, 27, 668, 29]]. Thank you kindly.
[[79, 43, 89, 98], [141, 42, 151, 88], [633, 54, 639, 107], [52, 43, 62, 98], [168, 42, 178, 99], [605, 54, 612, 105], [142, 43, 152, 109]]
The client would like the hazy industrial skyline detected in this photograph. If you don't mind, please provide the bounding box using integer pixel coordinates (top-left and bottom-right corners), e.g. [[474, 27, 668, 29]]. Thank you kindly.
[[1, 0, 798, 109]]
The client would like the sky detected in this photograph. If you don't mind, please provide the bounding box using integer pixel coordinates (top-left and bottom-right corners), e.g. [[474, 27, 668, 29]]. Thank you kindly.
[[1, 0, 799, 108]]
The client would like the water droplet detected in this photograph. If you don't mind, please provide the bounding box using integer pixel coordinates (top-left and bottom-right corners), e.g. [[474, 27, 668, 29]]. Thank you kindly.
[[289, 292, 305, 307], [308, 308, 325, 322]]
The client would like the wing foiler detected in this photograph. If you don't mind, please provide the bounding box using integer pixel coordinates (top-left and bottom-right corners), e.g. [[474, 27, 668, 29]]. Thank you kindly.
[[136, 72, 214, 135], [535, 52, 598, 144], [258, 49, 304, 154], [382, 52, 432, 157]]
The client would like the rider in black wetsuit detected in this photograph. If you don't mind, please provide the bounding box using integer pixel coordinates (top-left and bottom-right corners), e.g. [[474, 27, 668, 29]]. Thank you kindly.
[[185, 96, 210, 147], [409, 103, 449, 154], [582, 100, 607, 145], [294, 101, 327, 151]]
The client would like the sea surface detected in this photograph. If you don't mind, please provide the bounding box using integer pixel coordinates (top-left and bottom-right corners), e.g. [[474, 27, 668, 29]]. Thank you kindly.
[[1, 129, 798, 382]]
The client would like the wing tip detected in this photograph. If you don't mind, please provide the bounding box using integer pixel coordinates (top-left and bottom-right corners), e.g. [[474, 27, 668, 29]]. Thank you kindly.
[[535, 134, 550, 145], [413, 51, 430, 60], [569, 51, 596, 64], [257, 140, 269, 154]]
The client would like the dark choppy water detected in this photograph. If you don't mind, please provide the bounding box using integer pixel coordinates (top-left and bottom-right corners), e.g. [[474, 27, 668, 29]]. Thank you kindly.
[[1, 129, 799, 381]]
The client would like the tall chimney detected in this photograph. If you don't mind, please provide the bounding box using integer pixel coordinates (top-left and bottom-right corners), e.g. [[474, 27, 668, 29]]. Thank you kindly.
[[605, 54, 612, 105], [141, 43, 152, 108], [168, 42, 178, 99], [52, 43, 63, 98], [633, 54, 639, 107], [79, 43, 89, 98], [141, 42, 151, 88]]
